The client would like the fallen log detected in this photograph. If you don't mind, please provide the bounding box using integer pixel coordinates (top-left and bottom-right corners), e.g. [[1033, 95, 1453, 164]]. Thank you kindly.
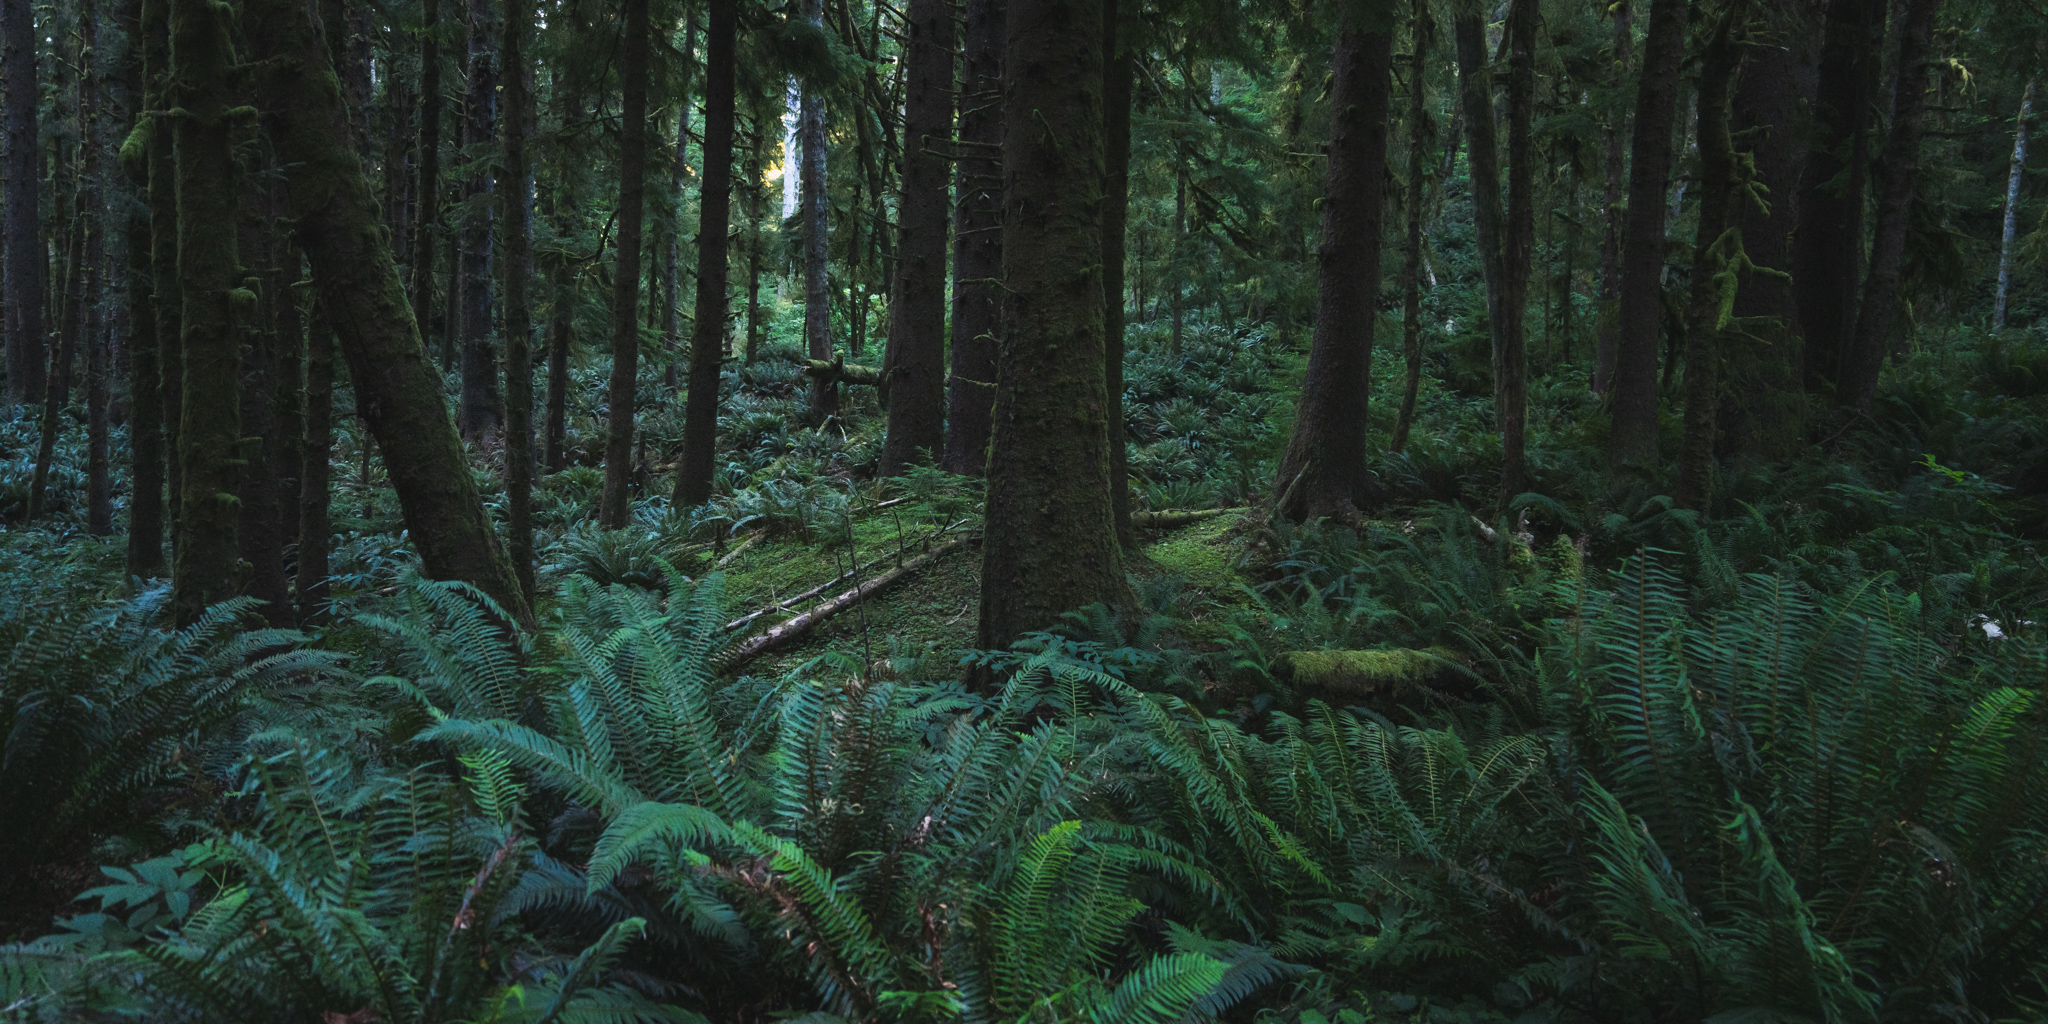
[[1131, 506, 1247, 530], [804, 355, 883, 386], [720, 534, 980, 670]]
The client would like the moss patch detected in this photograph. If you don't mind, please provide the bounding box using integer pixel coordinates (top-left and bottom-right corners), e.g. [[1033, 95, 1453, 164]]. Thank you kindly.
[[1279, 647, 1465, 696], [1137, 513, 1253, 597]]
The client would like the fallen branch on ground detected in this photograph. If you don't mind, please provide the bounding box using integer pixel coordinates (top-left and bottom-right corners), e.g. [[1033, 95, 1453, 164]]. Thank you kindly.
[[1131, 507, 1247, 530], [719, 534, 980, 671], [803, 355, 882, 386]]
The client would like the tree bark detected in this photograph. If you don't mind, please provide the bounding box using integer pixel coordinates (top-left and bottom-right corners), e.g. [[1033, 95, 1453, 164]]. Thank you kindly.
[[1273, 4, 1395, 524], [500, 0, 534, 602], [1841, 0, 1941, 409], [1591, 0, 1628, 397], [1450, 0, 1510, 478], [169, 0, 243, 624], [802, 0, 836, 420], [458, 0, 501, 443], [598, 0, 650, 527], [124, 48, 165, 573], [144, 0, 183, 539], [1994, 79, 2035, 332], [410, 0, 443, 374], [1498, 0, 1535, 499], [674, 0, 736, 508], [942, 0, 1005, 476], [1101, 0, 1135, 546], [237, 182, 290, 626], [1791, 0, 1881, 392], [1, 0, 41, 409], [298, 315, 333, 622], [242, 0, 532, 626], [1676, 3, 1747, 510], [878, 0, 954, 477], [1391, 0, 1430, 456], [977, 0, 1125, 651], [664, 13, 697, 392], [1606, 0, 1687, 481], [545, 256, 570, 471]]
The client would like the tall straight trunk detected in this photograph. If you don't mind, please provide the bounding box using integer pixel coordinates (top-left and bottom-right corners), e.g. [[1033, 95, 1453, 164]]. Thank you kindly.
[[745, 115, 768, 361], [598, 0, 650, 527], [1101, 0, 1134, 545], [1170, 167, 1185, 355], [801, 0, 835, 420], [1605, 0, 1687, 480], [409, 0, 443, 369], [977, 0, 1123, 650], [298, 314, 333, 621], [87, 279, 111, 536], [25, 249, 76, 524], [272, 252, 304, 552], [458, 0, 500, 442], [144, 0, 182, 539], [664, 14, 697, 391], [242, 0, 532, 626], [1676, 4, 1747, 510], [544, 258, 570, 470], [1994, 80, 2035, 332], [384, 53, 412, 264], [1498, 0, 1535, 499], [1451, 1, 1509, 480], [125, 94, 164, 570], [2, 0, 42, 408], [1722, 0, 1821, 458], [170, 0, 242, 624], [878, 0, 955, 477], [1842, 0, 1941, 409], [1792, 0, 1882, 391], [29, 144, 85, 527], [674, 0, 736, 508], [941, 0, 1005, 475], [1390, 0, 1431, 455], [236, 190, 289, 626], [500, 0, 534, 601], [83, 7, 111, 537], [1272, 0, 1395, 523], [1596, 0, 1627, 398]]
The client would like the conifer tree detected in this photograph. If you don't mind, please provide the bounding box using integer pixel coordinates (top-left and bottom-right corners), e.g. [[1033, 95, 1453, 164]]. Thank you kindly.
[[598, 0, 651, 528], [878, 0, 954, 477], [1, 0, 41, 409], [942, 0, 1005, 475], [1606, 0, 1686, 482], [675, 0, 737, 508]]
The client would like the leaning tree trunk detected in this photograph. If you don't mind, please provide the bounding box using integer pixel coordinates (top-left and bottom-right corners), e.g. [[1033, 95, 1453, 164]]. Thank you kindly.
[[242, 0, 531, 626], [977, 0, 1125, 651], [1841, 0, 1942, 410], [1994, 79, 2035, 332], [1605, 0, 1687, 482], [1592, 0, 1630, 396], [501, 0, 535, 601], [941, 0, 1005, 476], [458, 0, 501, 443], [878, 0, 954, 477], [1676, 3, 1748, 510], [1101, 0, 1135, 547], [1792, 0, 1882, 391], [1390, 0, 1431, 456], [598, 0, 650, 527], [1498, 0, 1536, 499], [1, 0, 42, 409], [674, 0, 736, 508], [1272, 0, 1395, 524], [801, 0, 836, 420], [170, 0, 243, 625]]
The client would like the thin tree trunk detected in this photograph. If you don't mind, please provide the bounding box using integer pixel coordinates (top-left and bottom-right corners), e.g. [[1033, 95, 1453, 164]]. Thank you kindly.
[[1102, 0, 1135, 546], [1676, 3, 1748, 510], [1792, 0, 1882, 391], [144, 0, 182, 539], [745, 115, 767, 361], [941, 0, 1004, 475], [1606, 0, 1687, 481], [80, 8, 112, 537], [1, 0, 42, 409], [1995, 80, 2035, 331], [1498, 0, 1535, 499], [1451, 0, 1509, 483], [458, 0, 501, 442], [298, 314, 333, 622], [674, 0, 735, 508], [1390, 0, 1431, 455], [878, 0, 954, 477], [124, 40, 164, 572], [977, 0, 1124, 651], [802, 0, 836, 420], [236, 193, 289, 626], [501, 0, 534, 601], [1272, 0, 1395, 523], [410, 0, 443, 373], [544, 258, 570, 470], [170, 0, 242, 624], [242, 0, 532, 626], [664, 13, 697, 391], [598, 0, 650, 527], [1170, 167, 1185, 355], [1842, 0, 1941, 409]]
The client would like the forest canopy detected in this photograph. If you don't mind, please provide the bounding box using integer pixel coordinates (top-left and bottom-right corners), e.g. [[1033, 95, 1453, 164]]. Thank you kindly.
[[3, 0, 2048, 1019]]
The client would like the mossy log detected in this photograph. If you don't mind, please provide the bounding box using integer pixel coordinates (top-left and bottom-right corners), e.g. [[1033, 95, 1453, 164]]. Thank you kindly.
[[1130, 506, 1246, 530], [804, 356, 882, 387], [720, 534, 979, 671], [1276, 647, 1472, 698]]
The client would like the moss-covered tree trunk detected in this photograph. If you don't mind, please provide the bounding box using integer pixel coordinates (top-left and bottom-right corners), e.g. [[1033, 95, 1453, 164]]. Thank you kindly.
[[1675, 4, 1747, 510], [663, 14, 696, 392], [1390, 0, 1431, 456], [941, 0, 1004, 476], [1101, 0, 1134, 548], [598, 0, 649, 528], [801, 0, 836, 420], [142, 0, 184, 541], [878, 0, 954, 478], [170, 0, 244, 625], [1, 0, 43, 409], [457, 0, 501, 443], [500, 0, 534, 601], [1272, 0, 1395, 524], [977, 0, 1125, 651], [235, 181, 291, 627], [241, 0, 531, 626], [1606, 0, 1686, 481], [674, 0, 736, 508]]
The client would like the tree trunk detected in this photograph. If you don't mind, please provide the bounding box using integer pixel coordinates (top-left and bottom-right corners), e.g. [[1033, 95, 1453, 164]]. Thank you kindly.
[[1272, 1, 1395, 524], [674, 0, 736, 508], [1791, 0, 1881, 392], [170, 0, 243, 624], [1605, 0, 1687, 481], [977, 0, 1124, 651], [1451, 0, 1510, 479], [410, 0, 443, 375], [144, 0, 182, 539], [1, 0, 41, 409], [499, 0, 534, 602], [1675, 3, 1747, 510], [458, 0, 501, 443], [242, 0, 532, 626], [1498, 0, 1535, 499], [298, 315, 333, 622], [942, 0, 1004, 476], [1390, 0, 1431, 456], [236, 183, 290, 627], [598, 0, 650, 527], [801, 0, 836, 421], [664, 13, 697, 391], [1101, 0, 1135, 546], [124, 65, 165, 573], [1170, 167, 1185, 355], [878, 0, 954, 477], [544, 257, 570, 471], [1841, 0, 1941, 409], [745, 113, 768, 362], [1994, 79, 2035, 332]]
